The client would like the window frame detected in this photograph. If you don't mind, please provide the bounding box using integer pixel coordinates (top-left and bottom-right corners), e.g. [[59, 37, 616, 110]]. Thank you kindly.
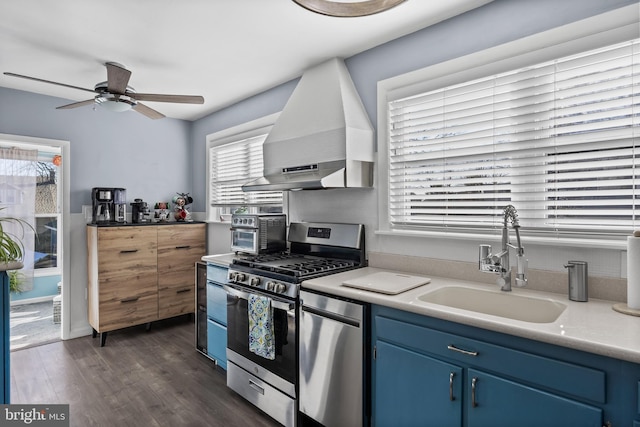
[[206, 113, 285, 222], [376, 5, 639, 248]]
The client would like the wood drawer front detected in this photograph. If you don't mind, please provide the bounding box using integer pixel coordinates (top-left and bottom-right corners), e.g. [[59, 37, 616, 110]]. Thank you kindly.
[[157, 247, 203, 280], [376, 315, 606, 404], [158, 285, 194, 318], [97, 229, 157, 277], [97, 226, 157, 254], [98, 274, 158, 302], [98, 293, 158, 331], [157, 224, 205, 250]]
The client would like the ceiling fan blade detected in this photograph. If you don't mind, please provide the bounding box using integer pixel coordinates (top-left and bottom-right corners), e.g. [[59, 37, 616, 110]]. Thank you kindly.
[[133, 103, 165, 120], [130, 93, 204, 104], [105, 62, 131, 95], [56, 99, 96, 110], [3, 72, 96, 94]]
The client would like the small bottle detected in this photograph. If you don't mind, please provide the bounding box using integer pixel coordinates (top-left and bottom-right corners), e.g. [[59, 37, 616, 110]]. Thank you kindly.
[[564, 261, 588, 302]]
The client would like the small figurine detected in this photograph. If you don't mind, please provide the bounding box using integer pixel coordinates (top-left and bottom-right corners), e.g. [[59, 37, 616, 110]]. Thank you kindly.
[[154, 202, 171, 222], [172, 192, 193, 222]]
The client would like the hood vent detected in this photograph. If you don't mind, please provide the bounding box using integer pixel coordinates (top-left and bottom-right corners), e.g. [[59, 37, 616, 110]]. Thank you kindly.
[[242, 58, 374, 192]]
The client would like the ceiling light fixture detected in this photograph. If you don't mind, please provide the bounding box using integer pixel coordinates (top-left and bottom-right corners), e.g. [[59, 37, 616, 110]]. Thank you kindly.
[[95, 93, 137, 112], [292, 0, 407, 17], [93, 82, 137, 112]]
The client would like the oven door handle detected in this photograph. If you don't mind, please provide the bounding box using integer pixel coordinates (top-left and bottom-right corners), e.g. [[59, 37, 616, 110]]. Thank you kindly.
[[223, 285, 295, 311]]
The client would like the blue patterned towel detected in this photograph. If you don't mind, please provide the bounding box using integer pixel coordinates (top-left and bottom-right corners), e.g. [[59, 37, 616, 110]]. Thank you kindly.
[[248, 294, 275, 360]]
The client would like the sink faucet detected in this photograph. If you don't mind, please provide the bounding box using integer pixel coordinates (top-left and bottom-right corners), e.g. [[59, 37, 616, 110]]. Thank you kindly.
[[479, 205, 528, 291]]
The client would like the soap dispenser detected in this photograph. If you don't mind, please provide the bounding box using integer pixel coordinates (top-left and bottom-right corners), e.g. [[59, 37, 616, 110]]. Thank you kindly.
[[564, 261, 588, 302]]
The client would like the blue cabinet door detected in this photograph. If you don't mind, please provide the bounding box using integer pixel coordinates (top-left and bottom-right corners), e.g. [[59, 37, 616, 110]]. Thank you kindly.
[[374, 340, 462, 427], [207, 318, 227, 370], [1, 272, 9, 403], [206, 282, 227, 325], [466, 369, 602, 427]]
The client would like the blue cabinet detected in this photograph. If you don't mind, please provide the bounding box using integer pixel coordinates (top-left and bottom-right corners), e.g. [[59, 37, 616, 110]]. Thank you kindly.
[[372, 305, 640, 426], [1, 272, 9, 403], [205, 264, 228, 370], [466, 369, 601, 427], [375, 340, 462, 426]]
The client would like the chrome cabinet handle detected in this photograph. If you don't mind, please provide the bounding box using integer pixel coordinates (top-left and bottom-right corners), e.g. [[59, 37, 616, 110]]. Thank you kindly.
[[449, 372, 455, 401], [176, 288, 191, 294], [120, 249, 138, 254], [471, 377, 478, 408], [121, 296, 140, 303], [175, 245, 191, 250], [447, 344, 479, 357], [248, 379, 265, 395]]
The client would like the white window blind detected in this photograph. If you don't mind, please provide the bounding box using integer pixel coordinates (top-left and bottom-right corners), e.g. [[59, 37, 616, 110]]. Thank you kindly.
[[209, 134, 282, 207], [388, 39, 640, 236]]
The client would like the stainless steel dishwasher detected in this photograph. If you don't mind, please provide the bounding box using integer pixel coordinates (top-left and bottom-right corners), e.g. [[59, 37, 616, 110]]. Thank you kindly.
[[299, 290, 368, 427]]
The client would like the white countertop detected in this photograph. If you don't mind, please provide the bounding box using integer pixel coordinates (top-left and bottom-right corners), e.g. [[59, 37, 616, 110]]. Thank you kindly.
[[201, 253, 237, 267], [302, 267, 640, 364]]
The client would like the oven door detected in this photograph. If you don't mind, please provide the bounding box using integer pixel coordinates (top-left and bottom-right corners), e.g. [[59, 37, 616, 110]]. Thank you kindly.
[[223, 284, 297, 386], [230, 228, 258, 254]]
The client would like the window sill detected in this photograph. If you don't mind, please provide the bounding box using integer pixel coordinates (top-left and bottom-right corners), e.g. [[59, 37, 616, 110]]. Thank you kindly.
[[375, 229, 628, 251]]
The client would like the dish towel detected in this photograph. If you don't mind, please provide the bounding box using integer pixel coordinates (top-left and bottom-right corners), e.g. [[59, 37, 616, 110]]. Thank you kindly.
[[248, 294, 275, 360]]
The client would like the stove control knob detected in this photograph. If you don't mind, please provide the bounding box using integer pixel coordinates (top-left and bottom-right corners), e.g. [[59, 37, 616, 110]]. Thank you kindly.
[[275, 283, 287, 294], [250, 277, 261, 287], [228, 272, 237, 281], [266, 281, 276, 291], [236, 273, 246, 282]]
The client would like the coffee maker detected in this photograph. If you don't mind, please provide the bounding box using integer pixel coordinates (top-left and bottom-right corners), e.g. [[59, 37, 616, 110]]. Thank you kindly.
[[130, 198, 151, 223], [92, 187, 127, 224]]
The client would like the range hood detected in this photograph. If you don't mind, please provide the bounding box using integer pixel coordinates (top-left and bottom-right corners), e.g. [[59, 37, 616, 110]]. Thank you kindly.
[[242, 58, 374, 192]]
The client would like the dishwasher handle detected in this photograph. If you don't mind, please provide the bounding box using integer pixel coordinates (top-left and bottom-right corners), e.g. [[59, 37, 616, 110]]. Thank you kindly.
[[301, 304, 361, 328]]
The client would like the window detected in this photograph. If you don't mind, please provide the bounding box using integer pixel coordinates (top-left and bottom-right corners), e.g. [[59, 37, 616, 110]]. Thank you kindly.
[[383, 36, 640, 239], [34, 154, 60, 270], [207, 114, 283, 221]]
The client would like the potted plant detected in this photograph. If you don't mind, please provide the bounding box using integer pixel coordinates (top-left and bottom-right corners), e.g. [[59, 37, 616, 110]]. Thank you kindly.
[[8, 270, 24, 293], [0, 207, 33, 272]]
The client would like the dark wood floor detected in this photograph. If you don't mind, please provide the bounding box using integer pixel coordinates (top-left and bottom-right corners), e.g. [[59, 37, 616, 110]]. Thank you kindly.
[[10, 317, 281, 427]]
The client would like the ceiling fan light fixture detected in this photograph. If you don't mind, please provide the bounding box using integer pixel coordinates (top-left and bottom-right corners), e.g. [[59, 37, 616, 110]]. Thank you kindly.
[[292, 0, 407, 17], [95, 93, 137, 113]]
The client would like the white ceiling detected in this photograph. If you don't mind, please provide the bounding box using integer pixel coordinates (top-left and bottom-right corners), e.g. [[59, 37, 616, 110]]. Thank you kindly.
[[0, 0, 491, 121]]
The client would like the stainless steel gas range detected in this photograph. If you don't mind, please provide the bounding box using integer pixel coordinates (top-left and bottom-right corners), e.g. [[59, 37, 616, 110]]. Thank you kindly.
[[223, 222, 366, 427]]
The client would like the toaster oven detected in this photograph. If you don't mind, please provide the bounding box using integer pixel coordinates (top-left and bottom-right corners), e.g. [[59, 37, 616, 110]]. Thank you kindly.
[[230, 213, 287, 255]]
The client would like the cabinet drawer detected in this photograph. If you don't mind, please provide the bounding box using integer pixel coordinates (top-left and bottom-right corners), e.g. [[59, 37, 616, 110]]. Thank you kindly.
[[207, 282, 227, 325], [158, 284, 194, 318], [376, 315, 605, 403], [207, 318, 227, 369], [207, 264, 229, 284], [98, 293, 158, 331], [97, 226, 157, 257], [98, 276, 157, 302], [157, 250, 202, 287], [96, 227, 157, 278], [157, 224, 205, 251]]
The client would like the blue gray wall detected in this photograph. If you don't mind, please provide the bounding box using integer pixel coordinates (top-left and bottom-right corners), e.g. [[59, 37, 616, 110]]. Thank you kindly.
[[0, 87, 191, 212]]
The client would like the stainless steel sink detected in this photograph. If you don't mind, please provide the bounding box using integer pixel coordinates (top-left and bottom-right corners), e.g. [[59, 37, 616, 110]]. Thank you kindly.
[[417, 286, 566, 323]]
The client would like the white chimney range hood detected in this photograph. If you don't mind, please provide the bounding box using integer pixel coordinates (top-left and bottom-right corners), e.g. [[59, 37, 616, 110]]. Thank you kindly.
[[242, 58, 375, 192]]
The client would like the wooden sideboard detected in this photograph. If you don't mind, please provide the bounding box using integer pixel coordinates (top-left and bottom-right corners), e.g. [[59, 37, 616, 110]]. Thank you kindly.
[[87, 223, 206, 346]]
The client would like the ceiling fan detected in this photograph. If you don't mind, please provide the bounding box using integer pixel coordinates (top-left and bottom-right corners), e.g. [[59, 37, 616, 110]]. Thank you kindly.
[[3, 62, 204, 119]]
